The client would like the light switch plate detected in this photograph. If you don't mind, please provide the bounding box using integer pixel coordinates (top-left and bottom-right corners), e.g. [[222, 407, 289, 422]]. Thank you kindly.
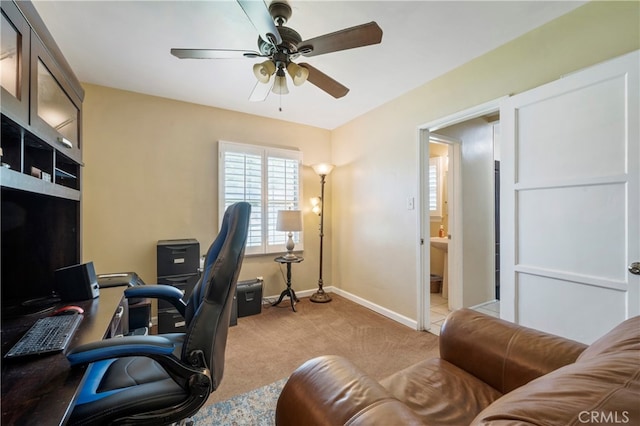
[[406, 197, 415, 210]]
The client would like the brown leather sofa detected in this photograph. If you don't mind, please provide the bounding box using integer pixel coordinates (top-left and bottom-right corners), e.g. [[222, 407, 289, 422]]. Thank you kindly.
[[275, 309, 639, 425]]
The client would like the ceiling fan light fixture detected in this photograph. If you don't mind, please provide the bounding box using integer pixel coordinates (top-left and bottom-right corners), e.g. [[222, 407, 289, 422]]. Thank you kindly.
[[253, 60, 276, 83], [287, 62, 309, 86], [272, 68, 289, 95]]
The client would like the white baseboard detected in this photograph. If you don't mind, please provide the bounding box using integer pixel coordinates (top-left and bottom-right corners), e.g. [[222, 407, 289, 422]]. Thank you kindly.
[[262, 288, 317, 305], [328, 287, 419, 330], [154, 288, 418, 330]]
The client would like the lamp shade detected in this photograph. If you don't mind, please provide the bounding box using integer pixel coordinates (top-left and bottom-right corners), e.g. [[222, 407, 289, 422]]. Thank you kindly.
[[253, 60, 276, 83], [287, 62, 309, 86], [276, 210, 302, 232], [272, 67, 289, 95], [312, 163, 335, 176]]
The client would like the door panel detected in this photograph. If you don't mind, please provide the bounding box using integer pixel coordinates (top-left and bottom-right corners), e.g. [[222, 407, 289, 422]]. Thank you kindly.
[[501, 50, 638, 344], [517, 274, 627, 344], [518, 184, 626, 283], [516, 76, 626, 183]]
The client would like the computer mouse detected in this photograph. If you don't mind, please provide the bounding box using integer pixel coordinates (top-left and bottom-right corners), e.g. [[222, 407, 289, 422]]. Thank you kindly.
[[52, 305, 84, 316]]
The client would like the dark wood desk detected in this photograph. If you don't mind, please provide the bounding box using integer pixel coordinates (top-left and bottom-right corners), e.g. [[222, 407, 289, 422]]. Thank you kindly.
[[1, 287, 126, 426]]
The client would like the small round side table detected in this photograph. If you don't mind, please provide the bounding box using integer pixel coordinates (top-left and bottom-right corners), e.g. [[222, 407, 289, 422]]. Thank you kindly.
[[273, 256, 303, 312]]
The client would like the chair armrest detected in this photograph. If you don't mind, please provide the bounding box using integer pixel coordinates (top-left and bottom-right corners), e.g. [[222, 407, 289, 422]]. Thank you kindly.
[[275, 355, 423, 426], [439, 309, 588, 393], [67, 335, 212, 396], [124, 285, 187, 316], [66, 335, 178, 366]]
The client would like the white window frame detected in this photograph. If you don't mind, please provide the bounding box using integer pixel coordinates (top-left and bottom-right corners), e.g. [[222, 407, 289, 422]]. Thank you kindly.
[[218, 140, 303, 255], [429, 156, 445, 222]]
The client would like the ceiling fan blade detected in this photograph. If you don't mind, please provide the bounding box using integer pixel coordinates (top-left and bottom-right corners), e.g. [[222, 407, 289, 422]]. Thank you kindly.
[[249, 78, 273, 102], [170, 48, 262, 59], [297, 22, 382, 57], [237, 0, 282, 46], [298, 63, 349, 99]]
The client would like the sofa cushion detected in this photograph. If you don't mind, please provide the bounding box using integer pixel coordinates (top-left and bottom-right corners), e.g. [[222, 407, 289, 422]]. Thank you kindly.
[[380, 358, 503, 425], [471, 316, 640, 425], [577, 316, 639, 362], [440, 309, 587, 394], [275, 355, 425, 426]]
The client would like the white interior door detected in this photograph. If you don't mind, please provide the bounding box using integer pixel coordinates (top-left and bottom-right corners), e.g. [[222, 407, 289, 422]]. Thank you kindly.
[[500, 50, 639, 344]]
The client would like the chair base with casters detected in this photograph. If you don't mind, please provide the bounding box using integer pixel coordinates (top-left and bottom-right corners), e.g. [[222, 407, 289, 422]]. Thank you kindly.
[[65, 202, 251, 425]]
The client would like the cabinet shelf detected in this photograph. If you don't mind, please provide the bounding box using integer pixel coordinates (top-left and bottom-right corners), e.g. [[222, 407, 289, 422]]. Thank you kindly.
[[54, 168, 76, 180], [1, 114, 81, 195], [0, 167, 80, 201]]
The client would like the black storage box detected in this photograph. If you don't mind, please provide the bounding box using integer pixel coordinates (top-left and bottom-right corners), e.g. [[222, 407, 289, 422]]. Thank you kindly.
[[156, 239, 200, 277], [237, 279, 263, 318]]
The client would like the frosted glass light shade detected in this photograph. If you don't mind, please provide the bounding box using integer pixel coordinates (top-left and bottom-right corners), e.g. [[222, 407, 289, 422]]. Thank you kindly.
[[276, 210, 302, 232], [272, 74, 289, 95], [312, 163, 335, 176], [287, 62, 309, 86], [310, 197, 321, 215], [253, 60, 276, 83]]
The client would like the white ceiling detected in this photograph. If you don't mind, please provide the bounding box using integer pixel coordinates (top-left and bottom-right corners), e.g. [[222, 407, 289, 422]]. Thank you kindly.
[[32, 1, 586, 130]]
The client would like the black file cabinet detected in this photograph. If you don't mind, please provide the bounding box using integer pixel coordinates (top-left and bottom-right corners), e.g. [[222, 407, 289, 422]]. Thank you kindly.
[[157, 239, 200, 334]]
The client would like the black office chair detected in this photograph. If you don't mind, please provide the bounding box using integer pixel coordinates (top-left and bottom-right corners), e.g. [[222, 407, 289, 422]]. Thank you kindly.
[[66, 202, 251, 425]]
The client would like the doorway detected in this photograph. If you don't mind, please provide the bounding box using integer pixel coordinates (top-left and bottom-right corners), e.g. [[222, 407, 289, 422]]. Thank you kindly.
[[418, 98, 503, 332], [425, 135, 461, 334]]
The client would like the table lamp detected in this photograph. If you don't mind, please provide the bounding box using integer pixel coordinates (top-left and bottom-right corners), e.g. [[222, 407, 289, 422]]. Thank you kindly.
[[277, 209, 303, 260]]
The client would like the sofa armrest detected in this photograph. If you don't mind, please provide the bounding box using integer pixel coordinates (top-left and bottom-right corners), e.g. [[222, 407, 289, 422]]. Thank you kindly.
[[440, 309, 588, 393], [275, 355, 423, 426]]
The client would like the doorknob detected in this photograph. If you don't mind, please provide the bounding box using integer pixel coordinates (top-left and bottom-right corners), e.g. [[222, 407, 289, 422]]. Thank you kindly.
[[629, 262, 640, 275]]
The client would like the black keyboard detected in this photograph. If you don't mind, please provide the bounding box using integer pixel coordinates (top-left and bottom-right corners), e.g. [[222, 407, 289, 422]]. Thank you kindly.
[[4, 314, 83, 359]]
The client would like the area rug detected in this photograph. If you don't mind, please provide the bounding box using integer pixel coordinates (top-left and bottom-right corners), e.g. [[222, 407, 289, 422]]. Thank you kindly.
[[192, 378, 287, 425]]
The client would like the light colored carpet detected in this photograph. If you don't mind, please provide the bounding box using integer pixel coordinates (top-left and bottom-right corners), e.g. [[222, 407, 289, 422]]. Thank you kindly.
[[192, 379, 286, 426], [204, 294, 439, 405]]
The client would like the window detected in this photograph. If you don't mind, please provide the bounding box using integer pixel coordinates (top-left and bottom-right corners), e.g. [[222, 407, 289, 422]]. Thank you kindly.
[[429, 156, 444, 221], [219, 141, 302, 255]]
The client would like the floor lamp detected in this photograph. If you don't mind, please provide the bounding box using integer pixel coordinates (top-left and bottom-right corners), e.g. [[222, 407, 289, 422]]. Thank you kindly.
[[310, 163, 334, 303]]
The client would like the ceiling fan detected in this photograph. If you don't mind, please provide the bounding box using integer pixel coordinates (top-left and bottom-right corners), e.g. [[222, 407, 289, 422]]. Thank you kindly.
[[170, 0, 383, 102]]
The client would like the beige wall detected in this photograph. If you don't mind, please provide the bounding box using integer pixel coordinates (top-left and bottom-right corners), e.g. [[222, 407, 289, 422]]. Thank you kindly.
[[330, 1, 639, 319], [81, 1, 638, 323], [81, 85, 332, 302]]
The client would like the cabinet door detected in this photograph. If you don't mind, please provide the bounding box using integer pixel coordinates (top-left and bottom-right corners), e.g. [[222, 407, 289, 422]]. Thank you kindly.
[[0, 1, 30, 127], [30, 36, 82, 164]]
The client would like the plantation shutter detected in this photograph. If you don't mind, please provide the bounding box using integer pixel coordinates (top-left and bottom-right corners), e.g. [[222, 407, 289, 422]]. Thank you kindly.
[[219, 141, 302, 255], [429, 157, 443, 220]]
